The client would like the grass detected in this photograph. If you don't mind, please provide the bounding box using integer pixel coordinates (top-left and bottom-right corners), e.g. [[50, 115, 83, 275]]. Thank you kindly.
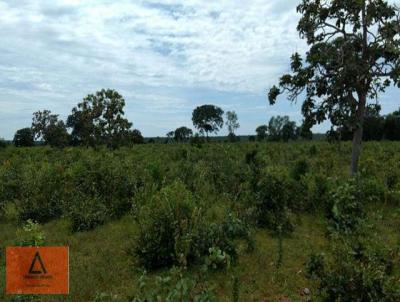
[[1, 205, 398, 301]]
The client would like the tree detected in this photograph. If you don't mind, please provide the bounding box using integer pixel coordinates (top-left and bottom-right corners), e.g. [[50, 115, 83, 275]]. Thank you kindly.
[[13, 128, 34, 147], [384, 108, 400, 140], [67, 89, 133, 147], [166, 131, 175, 143], [267, 116, 297, 142], [268, 0, 400, 175], [174, 127, 193, 142], [255, 125, 268, 141], [32, 110, 70, 147], [128, 129, 144, 145], [192, 105, 224, 138], [31, 110, 58, 141], [225, 111, 240, 135], [297, 122, 313, 140], [43, 121, 70, 148]]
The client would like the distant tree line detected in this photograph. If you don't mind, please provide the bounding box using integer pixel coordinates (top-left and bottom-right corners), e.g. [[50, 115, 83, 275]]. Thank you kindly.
[[165, 105, 241, 143], [255, 115, 312, 142], [328, 106, 400, 142], [9, 90, 400, 148]]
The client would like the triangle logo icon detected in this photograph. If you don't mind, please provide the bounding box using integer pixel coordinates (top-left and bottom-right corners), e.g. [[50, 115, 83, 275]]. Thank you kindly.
[[28, 251, 47, 275]]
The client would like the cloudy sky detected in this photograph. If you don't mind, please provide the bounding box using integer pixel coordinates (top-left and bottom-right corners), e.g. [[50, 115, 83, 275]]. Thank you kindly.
[[0, 0, 399, 139]]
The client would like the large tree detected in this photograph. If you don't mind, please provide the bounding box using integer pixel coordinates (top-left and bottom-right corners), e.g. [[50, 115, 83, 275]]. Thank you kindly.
[[67, 89, 132, 147], [268, 0, 400, 175], [192, 105, 224, 138]]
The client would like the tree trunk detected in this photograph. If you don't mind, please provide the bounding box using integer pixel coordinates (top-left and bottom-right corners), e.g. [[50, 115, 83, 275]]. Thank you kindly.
[[350, 93, 367, 175]]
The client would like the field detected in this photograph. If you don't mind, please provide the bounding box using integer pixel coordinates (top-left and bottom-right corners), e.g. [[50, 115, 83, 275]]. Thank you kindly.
[[0, 141, 400, 301]]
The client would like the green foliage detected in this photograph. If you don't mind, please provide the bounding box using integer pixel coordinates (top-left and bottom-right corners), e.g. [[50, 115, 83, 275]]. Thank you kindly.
[[291, 159, 309, 181], [13, 128, 34, 147], [174, 126, 193, 142], [68, 195, 109, 232], [255, 125, 268, 141], [268, 116, 298, 142], [95, 269, 220, 302], [205, 247, 231, 270], [17, 163, 65, 223], [225, 111, 240, 136], [32, 110, 70, 147], [326, 180, 365, 234], [67, 89, 133, 148], [134, 181, 252, 270], [268, 0, 400, 173], [0, 138, 7, 148], [254, 167, 294, 234], [134, 181, 201, 269], [306, 235, 400, 301], [15, 219, 46, 247], [192, 105, 224, 137]]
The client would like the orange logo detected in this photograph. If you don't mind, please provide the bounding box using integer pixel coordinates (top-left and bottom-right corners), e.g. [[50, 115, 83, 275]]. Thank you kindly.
[[6, 247, 69, 295]]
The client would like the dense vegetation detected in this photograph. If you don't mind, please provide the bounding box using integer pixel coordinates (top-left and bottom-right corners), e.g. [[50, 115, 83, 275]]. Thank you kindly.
[[1, 141, 399, 301]]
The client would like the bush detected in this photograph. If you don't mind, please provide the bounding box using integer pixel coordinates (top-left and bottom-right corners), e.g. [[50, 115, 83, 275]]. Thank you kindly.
[[291, 159, 309, 181], [134, 181, 200, 269], [134, 181, 252, 270], [254, 167, 294, 234], [326, 180, 365, 234], [17, 163, 65, 223], [306, 236, 400, 301], [68, 195, 109, 232]]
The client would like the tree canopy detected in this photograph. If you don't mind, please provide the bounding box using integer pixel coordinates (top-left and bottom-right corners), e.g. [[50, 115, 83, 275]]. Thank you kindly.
[[67, 89, 133, 148], [192, 105, 224, 137], [174, 127, 193, 142], [13, 128, 34, 147]]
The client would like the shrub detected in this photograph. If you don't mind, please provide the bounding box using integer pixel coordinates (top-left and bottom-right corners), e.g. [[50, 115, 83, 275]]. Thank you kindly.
[[68, 195, 109, 232], [17, 163, 65, 223], [291, 159, 309, 181], [306, 236, 400, 301], [15, 219, 46, 247], [134, 181, 200, 269], [134, 181, 251, 270], [65, 154, 139, 231], [205, 247, 231, 270], [326, 180, 365, 234], [254, 167, 294, 233]]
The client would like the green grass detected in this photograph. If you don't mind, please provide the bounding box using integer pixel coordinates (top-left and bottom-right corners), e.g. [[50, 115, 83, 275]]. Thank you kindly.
[[1, 206, 398, 301]]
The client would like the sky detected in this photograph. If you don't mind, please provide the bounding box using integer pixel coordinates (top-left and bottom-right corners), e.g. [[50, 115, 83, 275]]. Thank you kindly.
[[0, 0, 399, 139]]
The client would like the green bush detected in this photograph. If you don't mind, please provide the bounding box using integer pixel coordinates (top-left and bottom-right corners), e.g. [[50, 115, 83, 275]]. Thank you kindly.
[[134, 181, 200, 269], [254, 167, 294, 233], [291, 159, 309, 181], [306, 236, 400, 301], [326, 180, 365, 234], [17, 163, 65, 223], [134, 181, 251, 270], [68, 195, 110, 232]]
